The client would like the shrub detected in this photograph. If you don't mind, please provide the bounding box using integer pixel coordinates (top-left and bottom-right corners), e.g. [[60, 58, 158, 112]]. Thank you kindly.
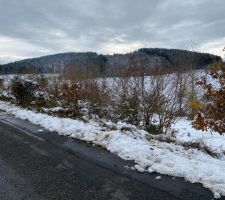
[[47, 79, 60, 106], [76, 79, 111, 119], [116, 92, 140, 126], [145, 123, 162, 135], [36, 75, 48, 90], [192, 62, 225, 134], [10, 76, 38, 106], [188, 96, 202, 119], [143, 74, 181, 134], [58, 82, 81, 118], [113, 74, 141, 126], [0, 79, 4, 90]]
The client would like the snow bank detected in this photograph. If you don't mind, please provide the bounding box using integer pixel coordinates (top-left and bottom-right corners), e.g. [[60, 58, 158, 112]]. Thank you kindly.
[[1, 100, 225, 198], [173, 119, 225, 156]]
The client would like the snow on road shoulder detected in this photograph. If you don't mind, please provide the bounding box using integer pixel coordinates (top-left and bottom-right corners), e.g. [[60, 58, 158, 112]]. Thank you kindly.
[[1, 100, 225, 198], [173, 119, 225, 156]]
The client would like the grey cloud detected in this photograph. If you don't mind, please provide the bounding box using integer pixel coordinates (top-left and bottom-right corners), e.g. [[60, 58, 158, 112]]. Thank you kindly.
[[0, 0, 224, 60]]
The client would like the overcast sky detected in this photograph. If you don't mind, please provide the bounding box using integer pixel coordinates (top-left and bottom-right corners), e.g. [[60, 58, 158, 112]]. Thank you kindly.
[[0, 0, 224, 63]]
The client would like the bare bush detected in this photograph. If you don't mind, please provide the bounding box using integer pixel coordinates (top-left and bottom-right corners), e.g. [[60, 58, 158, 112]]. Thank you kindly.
[[142, 69, 185, 134], [79, 79, 111, 119], [58, 82, 81, 118], [111, 67, 186, 134], [57, 67, 111, 119]]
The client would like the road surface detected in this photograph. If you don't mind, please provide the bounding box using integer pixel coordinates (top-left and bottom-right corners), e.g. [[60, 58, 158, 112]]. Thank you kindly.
[[0, 113, 218, 200]]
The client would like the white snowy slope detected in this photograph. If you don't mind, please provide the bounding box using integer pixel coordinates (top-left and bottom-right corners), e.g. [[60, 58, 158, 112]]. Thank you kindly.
[[0, 100, 225, 199]]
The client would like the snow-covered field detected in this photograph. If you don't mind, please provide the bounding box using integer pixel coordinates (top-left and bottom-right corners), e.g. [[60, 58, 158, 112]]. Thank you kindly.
[[0, 100, 225, 199]]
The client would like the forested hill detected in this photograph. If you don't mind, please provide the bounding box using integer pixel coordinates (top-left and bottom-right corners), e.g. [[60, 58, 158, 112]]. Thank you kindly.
[[0, 48, 222, 76]]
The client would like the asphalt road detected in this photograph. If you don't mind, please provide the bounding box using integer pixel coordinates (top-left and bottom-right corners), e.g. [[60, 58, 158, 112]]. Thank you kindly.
[[0, 114, 219, 200], [0, 119, 179, 200]]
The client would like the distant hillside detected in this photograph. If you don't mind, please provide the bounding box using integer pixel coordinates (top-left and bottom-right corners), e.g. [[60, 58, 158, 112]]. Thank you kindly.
[[0, 48, 221, 76]]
